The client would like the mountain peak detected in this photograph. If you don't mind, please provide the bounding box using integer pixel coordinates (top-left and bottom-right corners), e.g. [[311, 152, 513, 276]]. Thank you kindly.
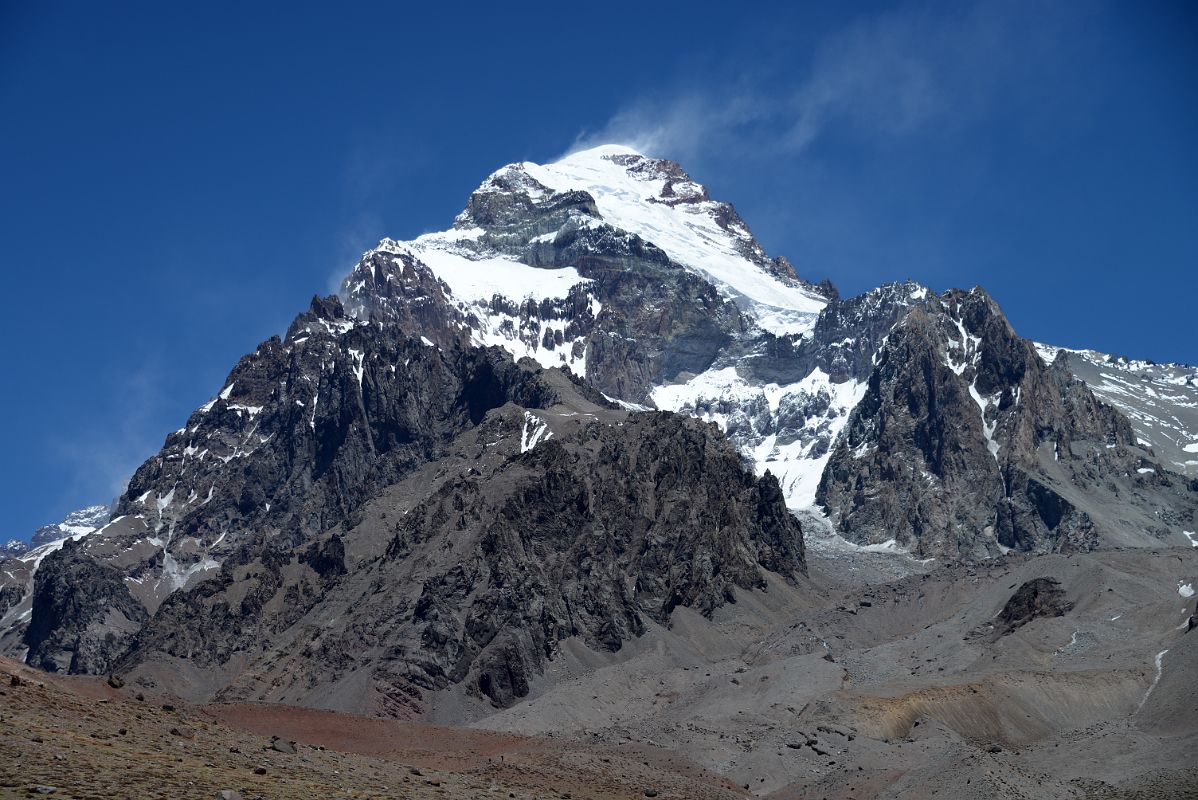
[[421, 146, 830, 338]]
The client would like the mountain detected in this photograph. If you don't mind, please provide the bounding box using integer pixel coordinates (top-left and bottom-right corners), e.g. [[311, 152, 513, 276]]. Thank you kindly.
[[0, 503, 113, 640], [30, 504, 113, 549], [340, 145, 1197, 557], [1034, 344, 1198, 477], [2, 144, 1197, 795], [815, 288, 1196, 557], [1, 504, 112, 560]]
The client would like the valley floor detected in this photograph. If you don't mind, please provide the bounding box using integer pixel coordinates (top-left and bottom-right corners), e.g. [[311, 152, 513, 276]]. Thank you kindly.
[[4, 543, 1197, 799], [464, 539, 1198, 799]]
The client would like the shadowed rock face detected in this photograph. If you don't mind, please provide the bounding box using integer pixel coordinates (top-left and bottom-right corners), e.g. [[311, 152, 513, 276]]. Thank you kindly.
[[23, 537, 148, 673], [115, 295, 566, 556], [117, 409, 804, 711], [386, 413, 803, 707]]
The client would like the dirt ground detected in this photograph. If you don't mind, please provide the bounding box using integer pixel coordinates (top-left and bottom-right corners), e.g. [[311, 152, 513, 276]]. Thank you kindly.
[[0, 658, 744, 800]]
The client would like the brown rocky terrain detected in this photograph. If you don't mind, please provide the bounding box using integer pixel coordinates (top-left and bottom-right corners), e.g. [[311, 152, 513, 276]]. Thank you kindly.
[[0, 657, 745, 800]]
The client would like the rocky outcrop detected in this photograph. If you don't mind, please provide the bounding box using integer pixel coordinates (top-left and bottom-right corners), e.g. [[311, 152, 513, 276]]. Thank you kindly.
[[381, 412, 803, 707], [0, 584, 24, 618], [742, 282, 930, 386], [990, 577, 1072, 638], [23, 537, 147, 673]]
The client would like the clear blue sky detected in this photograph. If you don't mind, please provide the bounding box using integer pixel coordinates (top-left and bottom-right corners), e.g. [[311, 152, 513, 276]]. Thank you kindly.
[[2, 1, 1195, 538]]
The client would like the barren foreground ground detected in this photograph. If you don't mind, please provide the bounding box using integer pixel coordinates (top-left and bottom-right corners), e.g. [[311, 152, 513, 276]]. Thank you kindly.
[[0, 658, 743, 800], [3, 545, 1197, 799]]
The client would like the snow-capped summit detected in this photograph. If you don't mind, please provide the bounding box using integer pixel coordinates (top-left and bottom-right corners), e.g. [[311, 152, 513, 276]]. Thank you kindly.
[[344, 145, 830, 362], [466, 144, 827, 330], [30, 503, 113, 549]]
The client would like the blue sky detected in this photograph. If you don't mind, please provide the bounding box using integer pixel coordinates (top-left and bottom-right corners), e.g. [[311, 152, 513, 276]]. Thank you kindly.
[[1, 1, 1195, 538]]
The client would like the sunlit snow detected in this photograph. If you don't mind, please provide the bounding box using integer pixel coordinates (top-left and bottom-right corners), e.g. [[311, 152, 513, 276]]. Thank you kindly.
[[524, 145, 827, 336], [652, 366, 865, 509]]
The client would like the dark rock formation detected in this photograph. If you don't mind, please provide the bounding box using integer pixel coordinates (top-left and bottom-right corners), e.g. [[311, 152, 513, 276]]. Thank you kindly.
[[993, 577, 1073, 637], [23, 538, 148, 673], [117, 406, 804, 712], [0, 584, 25, 618], [817, 288, 1197, 557]]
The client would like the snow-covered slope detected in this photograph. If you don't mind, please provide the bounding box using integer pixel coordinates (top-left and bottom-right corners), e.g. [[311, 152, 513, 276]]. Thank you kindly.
[[29, 504, 112, 549], [652, 367, 866, 508], [344, 145, 829, 360], [520, 145, 828, 335], [1035, 345, 1198, 477]]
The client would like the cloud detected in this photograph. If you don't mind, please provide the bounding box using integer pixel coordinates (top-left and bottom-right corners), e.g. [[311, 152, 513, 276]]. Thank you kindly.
[[571, 1, 1078, 162], [49, 359, 171, 508], [781, 12, 941, 152], [326, 210, 385, 297]]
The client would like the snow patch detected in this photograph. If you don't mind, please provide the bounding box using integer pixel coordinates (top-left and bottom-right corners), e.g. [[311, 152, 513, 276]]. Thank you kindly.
[[397, 239, 588, 303], [348, 348, 365, 387], [603, 393, 651, 412], [652, 366, 866, 508], [520, 411, 552, 453], [1136, 649, 1169, 713]]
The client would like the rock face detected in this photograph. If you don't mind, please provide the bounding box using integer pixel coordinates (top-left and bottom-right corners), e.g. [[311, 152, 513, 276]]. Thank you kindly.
[[111, 293, 563, 600], [0, 503, 119, 657], [23, 537, 148, 673], [119, 393, 803, 712], [1036, 345, 1198, 480], [19, 296, 603, 676], [816, 289, 1198, 557]]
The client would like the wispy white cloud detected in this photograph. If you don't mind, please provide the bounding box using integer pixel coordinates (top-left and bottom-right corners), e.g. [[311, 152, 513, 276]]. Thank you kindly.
[[571, 2, 1084, 162], [48, 359, 170, 510]]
